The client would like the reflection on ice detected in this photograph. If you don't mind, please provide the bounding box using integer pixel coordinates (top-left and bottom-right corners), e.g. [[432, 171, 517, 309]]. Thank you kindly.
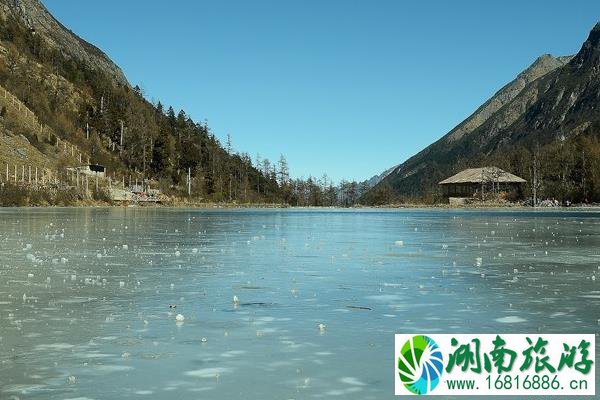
[[495, 316, 527, 323], [185, 367, 230, 378]]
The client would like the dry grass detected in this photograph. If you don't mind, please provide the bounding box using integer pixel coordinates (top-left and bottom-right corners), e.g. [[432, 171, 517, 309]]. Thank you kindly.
[[0, 182, 83, 206], [0, 130, 56, 181], [0, 83, 86, 185]]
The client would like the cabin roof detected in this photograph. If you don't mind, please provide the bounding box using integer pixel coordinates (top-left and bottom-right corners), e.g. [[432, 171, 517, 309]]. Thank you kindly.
[[439, 167, 526, 185]]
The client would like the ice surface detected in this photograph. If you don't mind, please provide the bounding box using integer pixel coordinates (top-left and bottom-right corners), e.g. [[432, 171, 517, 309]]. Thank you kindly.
[[0, 208, 599, 400]]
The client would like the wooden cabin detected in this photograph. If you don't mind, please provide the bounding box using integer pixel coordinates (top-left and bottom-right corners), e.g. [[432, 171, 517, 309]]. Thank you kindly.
[[439, 167, 526, 199]]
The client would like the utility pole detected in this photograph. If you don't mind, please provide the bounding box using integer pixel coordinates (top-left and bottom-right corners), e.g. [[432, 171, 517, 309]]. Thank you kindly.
[[533, 165, 537, 207], [582, 149, 587, 201], [119, 120, 124, 155], [532, 145, 539, 207], [481, 169, 485, 200], [142, 133, 146, 192], [188, 167, 191, 197]]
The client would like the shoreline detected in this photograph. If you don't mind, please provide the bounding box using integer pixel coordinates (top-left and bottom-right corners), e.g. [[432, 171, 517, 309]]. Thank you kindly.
[[3, 202, 600, 211]]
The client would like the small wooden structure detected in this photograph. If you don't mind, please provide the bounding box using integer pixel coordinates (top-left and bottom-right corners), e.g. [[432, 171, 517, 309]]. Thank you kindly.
[[439, 167, 526, 198], [69, 164, 106, 178]]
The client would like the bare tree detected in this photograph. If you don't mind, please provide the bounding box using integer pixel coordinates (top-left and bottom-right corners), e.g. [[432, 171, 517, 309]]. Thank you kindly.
[[277, 154, 289, 186]]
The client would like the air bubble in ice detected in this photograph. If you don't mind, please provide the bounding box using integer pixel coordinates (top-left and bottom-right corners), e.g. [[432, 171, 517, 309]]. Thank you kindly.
[[318, 323, 326, 334]]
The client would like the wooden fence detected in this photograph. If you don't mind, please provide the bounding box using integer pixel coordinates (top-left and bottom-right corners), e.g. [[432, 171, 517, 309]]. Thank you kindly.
[[0, 84, 91, 166]]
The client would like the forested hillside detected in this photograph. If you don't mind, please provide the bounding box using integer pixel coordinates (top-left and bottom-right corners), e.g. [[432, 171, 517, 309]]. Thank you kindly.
[[0, 0, 374, 207], [0, 0, 282, 203]]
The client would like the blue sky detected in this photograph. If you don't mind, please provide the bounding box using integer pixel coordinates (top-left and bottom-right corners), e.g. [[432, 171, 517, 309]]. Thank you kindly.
[[44, 0, 599, 182]]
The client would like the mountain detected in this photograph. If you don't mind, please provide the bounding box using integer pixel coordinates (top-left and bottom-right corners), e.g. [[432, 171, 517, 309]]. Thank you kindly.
[[0, 0, 282, 204], [361, 164, 398, 189], [0, 0, 127, 84], [364, 23, 600, 204]]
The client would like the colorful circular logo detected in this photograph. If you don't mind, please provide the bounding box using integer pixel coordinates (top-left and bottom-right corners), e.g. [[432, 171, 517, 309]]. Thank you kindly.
[[397, 335, 444, 395]]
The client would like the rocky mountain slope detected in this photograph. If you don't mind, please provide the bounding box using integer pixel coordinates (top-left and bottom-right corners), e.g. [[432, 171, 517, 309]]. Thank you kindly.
[[0, 0, 127, 84], [365, 23, 600, 203]]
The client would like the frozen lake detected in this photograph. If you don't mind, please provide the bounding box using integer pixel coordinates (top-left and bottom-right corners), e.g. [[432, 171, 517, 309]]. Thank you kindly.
[[0, 207, 598, 399]]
